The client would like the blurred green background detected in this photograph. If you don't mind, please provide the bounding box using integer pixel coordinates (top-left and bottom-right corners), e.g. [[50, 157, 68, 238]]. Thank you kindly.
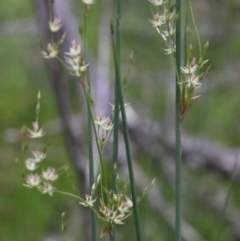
[[1, 0, 240, 240]]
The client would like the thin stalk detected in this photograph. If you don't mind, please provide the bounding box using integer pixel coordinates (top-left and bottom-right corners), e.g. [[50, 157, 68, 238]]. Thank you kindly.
[[81, 84, 106, 200], [112, 0, 121, 195], [116, 0, 121, 59], [175, 0, 183, 241], [83, 6, 97, 241], [111, 24, 119, 241], [111, 1, 121, 240], [55, 190, 100, 218], [48, 0, 54, 44], [111, 25, 142, 241], [56, 190, 83, 201], [88, 83, 96, 241], [184, 1, 189, 64], [188, 0, 202, 57], [112, 98, 120, 177]]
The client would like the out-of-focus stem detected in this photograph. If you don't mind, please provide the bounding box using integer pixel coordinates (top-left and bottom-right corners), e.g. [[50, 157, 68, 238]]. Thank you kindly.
[[175, 0, 183, 240]]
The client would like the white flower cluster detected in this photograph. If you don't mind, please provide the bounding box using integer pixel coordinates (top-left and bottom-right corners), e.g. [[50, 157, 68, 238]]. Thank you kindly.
[[64, 40, 89, 77], [95, 113, 114, 151], [99, 196, 133, 225], [79, 194, 97, 207], [180, 58, 202, 89], [41, 16, 89, 79], [41, 17, 62, 59], [149, 0, 176, 55], [180, 57, 209, 90], [78, 173, 133, 236], [149, 0, 210, 118], [28, 122, 45, 139], [79, 191, 133, 225], [24, 122, 58, 196]]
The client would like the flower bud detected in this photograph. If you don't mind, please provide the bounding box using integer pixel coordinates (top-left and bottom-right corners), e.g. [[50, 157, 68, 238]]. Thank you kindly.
[[204, 41, 209, 49]]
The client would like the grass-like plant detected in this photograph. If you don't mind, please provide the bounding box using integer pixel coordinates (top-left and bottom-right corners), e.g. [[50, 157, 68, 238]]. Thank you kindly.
[[18, 0, 153, 240], [17, 0, 210, 240], [148, 0, 209, 240]]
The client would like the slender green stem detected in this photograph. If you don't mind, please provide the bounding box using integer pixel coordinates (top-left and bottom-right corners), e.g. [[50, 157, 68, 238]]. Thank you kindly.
[[111, 23, 120, 241], [88, 127, 96, 241], [111, 25, 142, 241], [83, 5, 88, 57], [111, 1, 121, 240], [55, 190, 82, 201], [175, 0, 183, 241], [184, 2, 189, 64], [82, 6, 96, 241], [87, 60, 97, 241], [81, 84, 106, 200], [188, 0, 202, 57], [112, 0, 121, 195], [116, 0, 121, 59], [55, 190, 100, 218]]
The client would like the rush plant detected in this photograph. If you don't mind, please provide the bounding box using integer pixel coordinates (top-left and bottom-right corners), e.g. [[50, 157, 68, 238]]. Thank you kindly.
[[148, 0, 210, 241], [18, 0, 210, 241]]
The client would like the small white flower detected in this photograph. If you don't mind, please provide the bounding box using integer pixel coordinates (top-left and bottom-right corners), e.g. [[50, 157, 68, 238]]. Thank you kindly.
[[25, 158, 38, 171], [118, 197, 133, 213], [95, 114, 107, 126], [101, 117, 113, 131], [181, 58, 198, 74], [149, 0, 167, 6], [42, 182, 54, 196], [118, 202, 128, 213], [73, 63, 89, 77], [42, 167, 58, 181], [100, 205, 117, 223], [65, 55, 89, 77], [65, 55, 80, 71], [82, 0, 95, 5], [49, 17, 62, 32], [99, 203, 108, 216], [26, 174, 41, 187], [149, 13, 166, 27], [185, 75, 202, 89], [114, 213, 125, 225], [41, 44, 58, 59], [32, 151, 46, 163], [28, 122, 45, 138], [79, 194, 96, 207], [65, 40, 81, 56], [180, 65, 198, 75]]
